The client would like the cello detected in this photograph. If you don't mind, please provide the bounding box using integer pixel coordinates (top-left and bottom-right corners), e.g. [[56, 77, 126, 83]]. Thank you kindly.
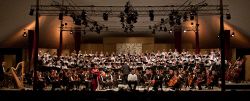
[[168, 74, 178, 87]]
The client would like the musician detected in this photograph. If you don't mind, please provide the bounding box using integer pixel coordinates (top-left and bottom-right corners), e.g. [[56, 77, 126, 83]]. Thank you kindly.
[[121, 62, 130, 84], [35, 71, 45, 91], [152, 70, 164, 91], [143, 68, 153, 91], [106, 70, 114, 89], [196, 72, 206, 90], [0, 61, 6, 82], [100, 71, 107, 89], [127, 69, 138, 91], [0, 61, 6, 88], [206, 70, 214, 89], [50, 70, 61, 91], [90, 64, 100, 91]]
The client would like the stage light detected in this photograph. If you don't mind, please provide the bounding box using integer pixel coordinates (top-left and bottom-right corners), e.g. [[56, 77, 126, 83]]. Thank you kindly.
[[231, 32, 235, 37], [149, 10, 154, 21], [70, 31, 73, 34], [183, 30, 187, 33], [176, 15, 181, 25], [81, 10, 87, 21], [103, 12, 109, 21], [183, 12, 188, 22], [23, 32, 27, 37], [59, 13, 63, 20], [226, 13, 231, 20], [29, 9, 34, 16], [190, 11, 196, 20], [169, 29, 173, 33]]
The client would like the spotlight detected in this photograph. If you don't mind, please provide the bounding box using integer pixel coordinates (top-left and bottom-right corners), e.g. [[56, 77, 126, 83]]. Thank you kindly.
[[23, 32, 27, 37], [176, 15, 181, 25], [81, 10, 87, 21], [183, 30, 187, 33], [183, 12, 188, 22], [149, 10, 154, 21], [103, 12, 108, 21], [169, 29, 173, 33], [226, 13, 231, 20], [29, 9, 34, 16], [190, 11, 196, 20], [231, 32, 235, 37], [70, 31, 73, 34], [59, 13, 63, 20], [190, 14, 195, 20]]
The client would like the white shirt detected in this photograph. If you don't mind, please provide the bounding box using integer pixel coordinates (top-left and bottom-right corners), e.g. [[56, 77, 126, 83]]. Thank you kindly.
[[127, 74, 138, 81], [2, 66, 5, 73]]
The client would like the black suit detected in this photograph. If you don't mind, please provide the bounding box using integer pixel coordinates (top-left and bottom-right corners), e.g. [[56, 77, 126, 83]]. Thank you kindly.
[[122, 64, 130, 84], [153, 74, 164, 91]]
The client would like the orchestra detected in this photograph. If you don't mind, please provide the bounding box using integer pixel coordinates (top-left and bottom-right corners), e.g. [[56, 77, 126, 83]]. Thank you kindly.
[[26, 49, 244, 91]]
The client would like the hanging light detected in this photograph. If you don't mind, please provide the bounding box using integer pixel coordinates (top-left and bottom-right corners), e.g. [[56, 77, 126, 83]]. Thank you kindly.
[[226, 12, 231, 20], [149, 10, 154, 21], [231, 32, 235, 37]]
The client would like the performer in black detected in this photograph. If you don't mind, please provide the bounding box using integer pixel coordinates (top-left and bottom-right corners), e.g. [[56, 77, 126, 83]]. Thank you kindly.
[[152, 70, 164, 91]]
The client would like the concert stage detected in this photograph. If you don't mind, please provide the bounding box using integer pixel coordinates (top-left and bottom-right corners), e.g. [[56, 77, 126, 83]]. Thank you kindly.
[[0, 89, 250, 101], [226, 82, 250, 91], [1, 83, 250, 100]]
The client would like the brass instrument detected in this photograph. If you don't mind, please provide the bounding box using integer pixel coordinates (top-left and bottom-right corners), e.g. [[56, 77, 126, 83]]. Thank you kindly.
[[10, 61, 25, 90]]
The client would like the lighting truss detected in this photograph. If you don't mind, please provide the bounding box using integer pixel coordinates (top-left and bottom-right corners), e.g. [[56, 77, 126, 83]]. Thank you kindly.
[[30, 5, 229, 17], [30, 1, 230, 33]]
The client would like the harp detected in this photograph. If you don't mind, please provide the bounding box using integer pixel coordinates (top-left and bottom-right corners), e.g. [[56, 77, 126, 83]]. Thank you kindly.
[[10, 61, 25, 90]]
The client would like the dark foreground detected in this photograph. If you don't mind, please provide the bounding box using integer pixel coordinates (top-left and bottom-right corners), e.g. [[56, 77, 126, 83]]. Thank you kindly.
[[0, 90, 250, 101]]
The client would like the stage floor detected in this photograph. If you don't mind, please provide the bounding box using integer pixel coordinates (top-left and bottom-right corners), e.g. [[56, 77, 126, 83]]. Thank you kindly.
[[0, 84, 221, 91], [2, 82, 250, 91]]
